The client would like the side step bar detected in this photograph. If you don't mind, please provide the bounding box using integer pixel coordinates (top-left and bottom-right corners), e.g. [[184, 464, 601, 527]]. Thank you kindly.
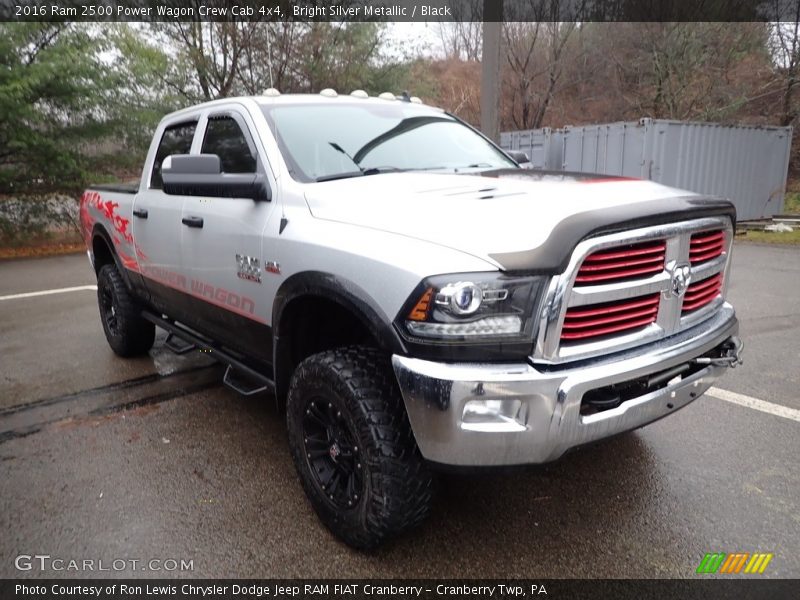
[[223, 365, 269, 396], [142, 311, 275, 397], [164, 332, 195, 354]]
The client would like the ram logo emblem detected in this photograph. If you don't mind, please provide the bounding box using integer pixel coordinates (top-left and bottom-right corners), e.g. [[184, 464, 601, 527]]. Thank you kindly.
[[235, 254, 262, 283], [667, 262, 692, 298]]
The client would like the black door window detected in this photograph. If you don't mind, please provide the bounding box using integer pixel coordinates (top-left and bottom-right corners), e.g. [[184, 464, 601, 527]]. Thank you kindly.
[[201, 116, 257, 173], [150, 121, 197, 189]]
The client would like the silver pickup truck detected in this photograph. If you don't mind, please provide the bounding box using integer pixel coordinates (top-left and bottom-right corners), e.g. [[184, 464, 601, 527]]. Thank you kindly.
[[80, 91, 742, 549]]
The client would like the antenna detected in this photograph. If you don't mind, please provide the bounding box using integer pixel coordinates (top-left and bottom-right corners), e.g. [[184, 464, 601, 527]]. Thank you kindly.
[[266, 24, 274, 89]]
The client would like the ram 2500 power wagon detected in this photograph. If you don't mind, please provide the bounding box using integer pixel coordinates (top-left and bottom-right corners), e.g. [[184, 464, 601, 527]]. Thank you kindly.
[[80, 91, 743, 549]]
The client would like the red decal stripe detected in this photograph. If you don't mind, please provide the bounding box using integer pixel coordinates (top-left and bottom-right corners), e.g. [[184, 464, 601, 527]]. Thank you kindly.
[[138, 268, 268, 325]]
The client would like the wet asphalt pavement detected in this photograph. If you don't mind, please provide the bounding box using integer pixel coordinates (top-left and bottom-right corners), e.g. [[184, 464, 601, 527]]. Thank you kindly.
[[0, 245, 798, 579]]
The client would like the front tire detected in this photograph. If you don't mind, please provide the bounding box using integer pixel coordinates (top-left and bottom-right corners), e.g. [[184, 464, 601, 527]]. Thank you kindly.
[[286, 346, 434, 550], [96, 263, 155, 357]]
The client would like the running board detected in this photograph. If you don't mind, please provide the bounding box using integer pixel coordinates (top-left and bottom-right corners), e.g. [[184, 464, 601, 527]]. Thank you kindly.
[[164, 332, 196, 354], [142, 311, 275, 397], [223, 365, 269, 396]]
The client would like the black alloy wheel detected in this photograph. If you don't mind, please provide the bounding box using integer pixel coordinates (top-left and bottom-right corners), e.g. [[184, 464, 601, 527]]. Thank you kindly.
[[302, 397, 365, 510]]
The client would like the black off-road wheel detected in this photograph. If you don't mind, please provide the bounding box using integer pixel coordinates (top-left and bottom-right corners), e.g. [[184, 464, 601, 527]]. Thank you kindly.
[[96, 263, 155, 357], [286, 346, 434, 550]]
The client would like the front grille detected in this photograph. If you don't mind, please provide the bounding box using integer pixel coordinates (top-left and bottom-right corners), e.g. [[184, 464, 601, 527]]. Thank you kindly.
[[689, 230, 725, 264], [535, 216, 733, 364], [575, 240, 666, 285], [682, 273, 723, 313], [561, 293, 659, 342]]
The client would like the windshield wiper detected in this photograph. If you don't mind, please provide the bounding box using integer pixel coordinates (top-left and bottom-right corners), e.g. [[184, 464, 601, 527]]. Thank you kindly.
[[319, 142, 408, 181], [315, 171, 364, 182], [316, 142, 368, 182], [362, 166, 407, 175], [315, 167, 407, 181]]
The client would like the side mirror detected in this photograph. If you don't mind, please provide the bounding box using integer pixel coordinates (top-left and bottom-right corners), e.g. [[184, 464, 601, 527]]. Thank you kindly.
[[507, 150, 531, 166], [161, 154, 271, 201]]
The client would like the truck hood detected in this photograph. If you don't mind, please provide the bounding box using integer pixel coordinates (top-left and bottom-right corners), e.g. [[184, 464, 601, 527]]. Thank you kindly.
[[303, 171, 735, 272]]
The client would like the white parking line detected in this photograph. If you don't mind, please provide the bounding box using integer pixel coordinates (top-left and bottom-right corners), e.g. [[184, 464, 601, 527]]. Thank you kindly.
[[1, 282, 798, 427], [707, 387, 800, 423], [0, 285, 97, 301]]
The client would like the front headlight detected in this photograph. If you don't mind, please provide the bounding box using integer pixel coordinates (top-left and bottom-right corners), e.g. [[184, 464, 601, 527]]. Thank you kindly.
[[397, 272, 546, 344]]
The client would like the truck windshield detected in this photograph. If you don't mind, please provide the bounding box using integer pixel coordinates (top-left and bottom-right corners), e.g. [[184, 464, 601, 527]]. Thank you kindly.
[[260, 102, 517, 182]]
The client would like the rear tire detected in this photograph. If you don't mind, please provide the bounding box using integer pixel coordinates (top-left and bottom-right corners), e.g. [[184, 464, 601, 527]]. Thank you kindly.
[[96, 263, 155, 357], [286, 346, 434, 550]]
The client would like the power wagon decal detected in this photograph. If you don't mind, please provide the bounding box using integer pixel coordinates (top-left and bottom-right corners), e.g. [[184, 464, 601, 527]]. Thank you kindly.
[[140, 264, 262, 323], [80, 190, 262, 323]]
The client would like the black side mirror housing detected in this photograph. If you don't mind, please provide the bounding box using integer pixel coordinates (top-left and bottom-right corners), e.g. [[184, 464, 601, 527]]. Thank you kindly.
[[161, 154, 271, 202], [507, 150, 531, 165]]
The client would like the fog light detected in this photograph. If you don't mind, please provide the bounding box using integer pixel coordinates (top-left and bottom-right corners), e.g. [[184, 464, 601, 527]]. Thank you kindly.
[[461, 399, 526, 432]]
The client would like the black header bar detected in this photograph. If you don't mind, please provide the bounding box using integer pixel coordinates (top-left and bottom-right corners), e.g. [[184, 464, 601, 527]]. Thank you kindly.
[[2, 579, 798, 600], [1, 0, 797, 23]]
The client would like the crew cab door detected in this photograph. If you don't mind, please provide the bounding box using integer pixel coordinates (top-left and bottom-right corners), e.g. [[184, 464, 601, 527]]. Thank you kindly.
[[131, 118, 199, 321], [179, 108, 279, 363]]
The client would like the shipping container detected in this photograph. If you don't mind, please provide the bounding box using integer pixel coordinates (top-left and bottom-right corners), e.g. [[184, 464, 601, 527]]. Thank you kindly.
[[501, 118, 792, 220], [499, 127, 563, 170]]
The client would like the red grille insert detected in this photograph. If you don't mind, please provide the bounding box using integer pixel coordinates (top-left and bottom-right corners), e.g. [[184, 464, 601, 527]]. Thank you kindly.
[[575, 240, 666, 285], [561, 294, 660, 342], [682, 273, 723, 313], [690, 230, 725, 265]]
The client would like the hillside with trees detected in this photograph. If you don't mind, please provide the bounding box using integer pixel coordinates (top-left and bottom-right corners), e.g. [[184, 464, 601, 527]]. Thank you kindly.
[[2, 20, 800, 203]]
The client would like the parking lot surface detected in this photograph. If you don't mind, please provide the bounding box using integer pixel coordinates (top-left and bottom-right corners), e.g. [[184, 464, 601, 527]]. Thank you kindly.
[[1, 244, 798, 578]]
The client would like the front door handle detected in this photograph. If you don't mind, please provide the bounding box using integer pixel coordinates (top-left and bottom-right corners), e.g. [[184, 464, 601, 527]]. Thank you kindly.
[[181, 216, 204, 229], [133, 208, 148, 219]]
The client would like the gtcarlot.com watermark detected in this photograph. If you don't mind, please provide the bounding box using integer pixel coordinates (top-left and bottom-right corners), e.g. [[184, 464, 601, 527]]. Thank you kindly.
[[15, 554, 194, 572]]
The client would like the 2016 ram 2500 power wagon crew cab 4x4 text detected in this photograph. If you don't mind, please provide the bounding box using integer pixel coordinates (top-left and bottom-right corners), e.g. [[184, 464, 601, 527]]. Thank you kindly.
[[80, 91, 743, 549]]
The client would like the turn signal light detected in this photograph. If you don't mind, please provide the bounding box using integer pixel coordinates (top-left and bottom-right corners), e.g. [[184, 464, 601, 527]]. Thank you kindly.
[[408, 287, 433, 321]]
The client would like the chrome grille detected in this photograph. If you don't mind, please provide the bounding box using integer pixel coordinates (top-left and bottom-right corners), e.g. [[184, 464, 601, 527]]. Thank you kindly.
[[534, 216, 733, 364], [561, 293, 660, 342], [689, 230, 725, 265], [575, 240, 666, 285], [682, 273, 723, 313]]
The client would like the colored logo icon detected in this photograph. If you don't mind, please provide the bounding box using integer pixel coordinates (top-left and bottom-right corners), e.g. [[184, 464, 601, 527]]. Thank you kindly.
[[696, 552, 773, 574]]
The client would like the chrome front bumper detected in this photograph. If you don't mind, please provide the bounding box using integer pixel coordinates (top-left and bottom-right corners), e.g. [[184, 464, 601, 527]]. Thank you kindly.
[[392, 304, 740, 467]]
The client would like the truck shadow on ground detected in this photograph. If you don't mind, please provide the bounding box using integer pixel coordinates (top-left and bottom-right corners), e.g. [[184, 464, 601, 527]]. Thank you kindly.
[[383, 433, 663, 576], [0, 376, 696, 579], [227, 386, 668, 577]]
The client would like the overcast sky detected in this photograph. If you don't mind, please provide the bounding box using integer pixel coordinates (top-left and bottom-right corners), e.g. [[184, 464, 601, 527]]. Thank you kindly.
[[385, 22, 445, 58]]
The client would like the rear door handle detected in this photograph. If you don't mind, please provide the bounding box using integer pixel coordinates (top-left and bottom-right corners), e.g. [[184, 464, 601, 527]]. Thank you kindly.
[[181, 216, 204, 229], [133, 208, 148, 219]]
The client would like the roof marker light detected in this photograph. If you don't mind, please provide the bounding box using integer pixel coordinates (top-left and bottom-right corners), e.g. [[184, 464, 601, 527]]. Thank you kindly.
[[262, 88, 281, 97], [410, 96, 422, 104], [319, 88, 338, 97], [350, 89, 369, 98], [378, 92, 397, 100]]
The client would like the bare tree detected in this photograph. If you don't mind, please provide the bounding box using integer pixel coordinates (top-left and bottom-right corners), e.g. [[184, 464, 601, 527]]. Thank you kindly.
[[435, 0, 482, 60], [768, 0, 800, 126], [237, 22, 304, 94], [600, 23, 770, 121], [154, 1, 259, 101], [503, 20, 578, 129]]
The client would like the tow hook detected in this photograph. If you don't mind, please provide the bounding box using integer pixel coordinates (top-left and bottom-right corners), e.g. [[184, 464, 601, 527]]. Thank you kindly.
[[693, 337, 744, 368]]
